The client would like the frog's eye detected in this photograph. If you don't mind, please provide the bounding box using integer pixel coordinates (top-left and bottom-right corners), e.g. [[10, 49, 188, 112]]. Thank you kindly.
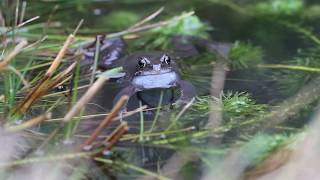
[[161, 54, 171, 65], [138, 57, 147, 68]]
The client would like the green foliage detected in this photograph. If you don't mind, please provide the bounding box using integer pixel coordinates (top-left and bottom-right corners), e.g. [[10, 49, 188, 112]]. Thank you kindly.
[[185, 92, 267, 127], [222, 92, 267, 123], [238, 133, 290, 167], [255, 0, 304, 15], [144, 14, 212, 50], [191, 96, 214, 116], [229, 41, 264, 69], [153, 14, 211, 37], [102, 11, 140, 31], [272, 47, 320, 96]]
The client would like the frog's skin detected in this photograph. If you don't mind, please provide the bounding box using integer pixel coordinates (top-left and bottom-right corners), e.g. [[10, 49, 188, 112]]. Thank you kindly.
[[78, 35, 232, 109], [111, 51, 196, 108]]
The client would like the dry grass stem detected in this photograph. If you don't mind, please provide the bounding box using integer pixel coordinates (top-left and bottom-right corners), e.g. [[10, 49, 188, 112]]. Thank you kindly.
[[47, 105, 147, 122], [19, 1, 27, 24], [104, 121, 128, 143], [128, 7, 164, 30], [13, 32, 77, 114], [17, 16, 40, 28], [81, 95, 129, 149], [103, 122, 129, 153], [0, 10, 4, 26], [7, 113, 52, 132], [23, 35, 48, 50], [108, 11, 194, 38], [46, 34, 74, 77], [0, 40, 28, 71], [13, 76, 50, 114], [72, 19, 84, 36], [63, 77, 109, 122], [48, 61, 77, 88]]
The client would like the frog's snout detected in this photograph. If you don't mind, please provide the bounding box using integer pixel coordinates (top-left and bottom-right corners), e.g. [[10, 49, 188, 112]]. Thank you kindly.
[[153, 64, 161, 72]]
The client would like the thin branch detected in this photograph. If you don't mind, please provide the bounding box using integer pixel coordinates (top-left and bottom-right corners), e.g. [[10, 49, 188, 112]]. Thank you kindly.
[[19, 1, 27, 24], [128, 7, 164, 30], [6, 113, 51, 132], [63, 77, 109, 122], [103, 121, 129, 153], [0, 40, 28, 71], [257, 64, 320, 73], [107, 11, 194, 38], [81, 95, 129, 150]]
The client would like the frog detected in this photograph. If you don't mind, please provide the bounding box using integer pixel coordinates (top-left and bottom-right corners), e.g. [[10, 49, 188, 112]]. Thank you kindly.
[[75, 35, 232, 111]]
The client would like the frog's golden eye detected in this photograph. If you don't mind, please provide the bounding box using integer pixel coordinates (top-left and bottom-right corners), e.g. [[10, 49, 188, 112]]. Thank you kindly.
[[161, 54, 171, 65], [138, 57, 147, 68]]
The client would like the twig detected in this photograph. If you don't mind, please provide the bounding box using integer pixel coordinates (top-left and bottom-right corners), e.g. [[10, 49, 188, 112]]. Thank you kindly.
[[257, 64, 320, 73], [17, 16, 40, 28], [6, 113, 51, 132], [149, 90, 164, 132], [166, 98, 195, 131], [81, 95, 129, 150], [0, 16, 40, 36], [0, 40, 28, 71], [19, 1, 27, 24], [23, 35, 48, 50], [73, 19, 84, 36], [47, 105, 147, 122], [90, 35, 101, 85], [35, 128, 59, 154], [103, 121, 129, 154], [48, 61, 77, 88], [0, 9, 5, 26], [95, 157, 171, 180], [14, 0, 20, 27], [42, 5, 59, 35], [46, 34, 74, 77], [0, 151, 97, 168], [128, 7, 164, 30], [63, 76, 109, 122], [12, 34, 74, 114], [139, 100, 145, 141], [107, 11, 194, 38], [12, 20, 83, 115]]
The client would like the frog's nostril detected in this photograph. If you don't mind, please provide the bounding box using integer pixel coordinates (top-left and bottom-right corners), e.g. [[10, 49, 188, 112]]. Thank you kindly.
[[153, 64, 161, 71]]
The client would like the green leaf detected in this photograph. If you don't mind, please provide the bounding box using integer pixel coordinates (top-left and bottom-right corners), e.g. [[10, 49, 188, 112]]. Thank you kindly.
[[97, 67, 124, 79]]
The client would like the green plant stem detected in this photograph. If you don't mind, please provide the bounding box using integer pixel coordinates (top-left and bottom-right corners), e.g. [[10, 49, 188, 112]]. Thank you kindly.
[[64, 58, 81, 140], [90, 36, 100, 85], [149, 90, 164, 132], [257, 64, 320, 72], [139, 100, 144, 142], [279, 22, 320, 46], [0, 151, 97, 168], [94, 157, 171, 180]]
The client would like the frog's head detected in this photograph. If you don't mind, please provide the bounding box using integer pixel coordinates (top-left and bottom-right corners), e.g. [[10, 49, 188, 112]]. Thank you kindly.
[[131, 53, 180, 90]]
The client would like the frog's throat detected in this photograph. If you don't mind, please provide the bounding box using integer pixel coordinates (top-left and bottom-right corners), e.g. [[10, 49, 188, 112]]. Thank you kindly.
[[136, 68, 172, 76], [132, 72, 178, 89]]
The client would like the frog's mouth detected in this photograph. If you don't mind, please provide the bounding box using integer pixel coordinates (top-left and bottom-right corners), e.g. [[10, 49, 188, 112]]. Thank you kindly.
[[132, 70, 178, 89]]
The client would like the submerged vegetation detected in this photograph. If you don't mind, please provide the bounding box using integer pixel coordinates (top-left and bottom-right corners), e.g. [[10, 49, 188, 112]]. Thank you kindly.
[[0, 0, 320, 179]]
